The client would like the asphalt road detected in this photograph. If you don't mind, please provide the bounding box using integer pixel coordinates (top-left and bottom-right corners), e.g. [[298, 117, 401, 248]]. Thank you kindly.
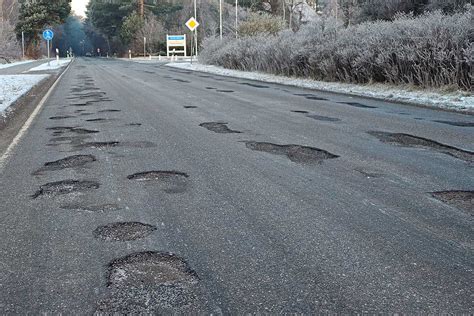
[[0, 57, 472, 313]]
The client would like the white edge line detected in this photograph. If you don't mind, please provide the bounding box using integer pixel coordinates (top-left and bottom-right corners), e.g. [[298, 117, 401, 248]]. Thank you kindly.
[[0, 61, 73, 171]]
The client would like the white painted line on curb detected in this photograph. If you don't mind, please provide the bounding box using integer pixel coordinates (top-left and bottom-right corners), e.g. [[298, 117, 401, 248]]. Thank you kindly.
[[0, 60, 73, 172]]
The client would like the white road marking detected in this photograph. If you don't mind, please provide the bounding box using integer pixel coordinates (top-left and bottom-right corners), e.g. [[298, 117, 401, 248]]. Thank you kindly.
[[0, 60, 73, 172]]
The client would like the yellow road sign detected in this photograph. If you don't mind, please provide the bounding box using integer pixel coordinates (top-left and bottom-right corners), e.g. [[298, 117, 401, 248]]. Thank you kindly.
[[186, 17, 200, 32]]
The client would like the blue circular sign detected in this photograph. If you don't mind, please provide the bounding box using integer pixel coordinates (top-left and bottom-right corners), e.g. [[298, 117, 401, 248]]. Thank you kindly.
[[43, 29, 54, 41]]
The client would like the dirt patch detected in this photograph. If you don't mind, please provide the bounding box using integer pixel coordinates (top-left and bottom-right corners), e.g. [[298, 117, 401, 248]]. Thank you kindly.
[[34, 154, 96, 174], [368, 131, 473, 163], [94, 222, 157, 241], [32, 179, 100, 199], [338, 102, 377, 109], [432, 120, 474, 127], [127, 171, 189, 193], [245, 141, 339, 164], [98, 251, 201, 313], [431, 191, 473, 215], [199, 122, 241, 134]]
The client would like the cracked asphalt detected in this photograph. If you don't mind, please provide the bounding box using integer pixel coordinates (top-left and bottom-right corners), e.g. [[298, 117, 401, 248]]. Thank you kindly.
[[0, 57, 472, 313]]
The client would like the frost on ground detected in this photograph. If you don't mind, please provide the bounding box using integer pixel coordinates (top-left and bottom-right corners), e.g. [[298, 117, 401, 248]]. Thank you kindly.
[[0, 75, 49, 115], [0, 60, 37, 70], [28, 59, 71, 72], [167, 62, 473, 112]]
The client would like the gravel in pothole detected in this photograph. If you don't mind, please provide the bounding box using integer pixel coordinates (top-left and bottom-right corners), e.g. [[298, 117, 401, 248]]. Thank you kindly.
[[431, 191, 473, 215], [34, 154, 96, 174], [199, 122, 241, 134], [32, 180, 100, 199], [368, 131, 474, 163], [97, 252, 202, 314], [127, 171, 189, 193], [93, 222, 157, 241], [245, 141, 339, 164]]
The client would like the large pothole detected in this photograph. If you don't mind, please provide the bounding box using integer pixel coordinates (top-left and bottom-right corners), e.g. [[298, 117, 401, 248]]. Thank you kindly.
[[127, 171, 189, 193], [431, 191, 473, 215], [34, 154, 96, 174], [199, 122, 241, 134], [32, 180, 100, 199], [368, 131, 474, 163], [245, 141, 339, 164], [94, 222, 157, 241]]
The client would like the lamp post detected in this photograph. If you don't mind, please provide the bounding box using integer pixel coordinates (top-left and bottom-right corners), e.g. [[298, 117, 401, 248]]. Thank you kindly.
[[219, 0, 223, 40]]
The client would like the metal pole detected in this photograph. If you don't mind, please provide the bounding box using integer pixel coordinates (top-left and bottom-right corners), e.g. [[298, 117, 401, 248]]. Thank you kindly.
[[219, 0, 223, 40], [47, 40, 50, 66], [21, 32, 25, 59], [235, 0, 238, 38], [143, 37, 146, 58], [194, 0, 198, 56]]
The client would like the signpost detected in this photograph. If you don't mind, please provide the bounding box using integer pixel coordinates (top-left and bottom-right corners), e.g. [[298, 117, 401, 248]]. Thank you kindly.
[[42, 29, 54, 66], [166, 35, 187, 58], [185, 17, 199, 64]]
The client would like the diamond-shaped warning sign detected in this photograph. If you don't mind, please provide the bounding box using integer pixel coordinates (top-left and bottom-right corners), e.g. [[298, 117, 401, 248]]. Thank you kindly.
[[186, 17, 199, 31]]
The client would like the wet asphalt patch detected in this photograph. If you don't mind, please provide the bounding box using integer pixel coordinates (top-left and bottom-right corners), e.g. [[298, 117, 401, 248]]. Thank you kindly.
[[368, 131, 474, 163], [199, 122, 241, 134], [431, 191, 473, 215], [432, 120, 474, 127], [61, 203, 121, 213], [338, 102, 377, 109], [127, 171, 189, 194], [93, 222, 157, 241], [34, 154, 96, 174], [32, 180, 100, 199], [239, 82, 269, 88], [245, 141, 339, 164], [307, 114, 341, 122], [98, 251, 201, 313]]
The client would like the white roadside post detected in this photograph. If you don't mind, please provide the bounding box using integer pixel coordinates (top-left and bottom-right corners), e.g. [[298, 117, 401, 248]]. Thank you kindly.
[[56, 48, 59, 64], [129, 49, 132, 59], [143, 37, 146, 58]]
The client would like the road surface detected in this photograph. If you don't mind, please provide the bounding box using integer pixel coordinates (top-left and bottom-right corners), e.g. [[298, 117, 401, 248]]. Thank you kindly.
[[0, 57, 472, 313]]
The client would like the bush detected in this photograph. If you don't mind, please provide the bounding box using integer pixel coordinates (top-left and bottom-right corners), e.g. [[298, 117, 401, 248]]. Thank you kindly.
[[200, 10, 473, 91], [238, 12, 285, 37]]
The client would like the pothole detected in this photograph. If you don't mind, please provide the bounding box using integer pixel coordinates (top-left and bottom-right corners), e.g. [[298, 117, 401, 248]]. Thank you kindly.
[[245, 141, 339, 164], [32, 180, 100, 199], [291, 110, 309, 114], [34, 154, 96, 174], [306, 114, 341, 122], [305, 96, 328, 101], [368, 131, 473, 163], [94, 222, 157, 241], [71, 128, 100, 134], [127, 171, 189, 193], [79, 112, 94, 116], [86, 118, 110, 122], [205, 87, 216, 90], [126, 123, 142, 126], [199, 122, 241, 134], [431, 191, 473, 215], [75, 141, 120, 149], [432, 120, 474, 127], [47, 126, 75, 132], [339, 102, 377, 109], [173, 79, 190, 83], [184, 106, 197, 109], [50, 115, 74, 120], [239, 82, 269, 88], [61, 203, 121, 212], [99, 109, 121, 113], [217, 90, 234, 93], [97, 251, 200, 313]]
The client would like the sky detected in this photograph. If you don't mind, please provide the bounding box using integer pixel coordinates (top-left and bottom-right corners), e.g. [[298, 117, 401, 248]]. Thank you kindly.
[[71, 0, 90, 17]]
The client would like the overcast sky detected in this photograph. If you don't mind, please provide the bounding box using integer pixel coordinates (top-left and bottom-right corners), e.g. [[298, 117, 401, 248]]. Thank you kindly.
[[71, 0, 89, 17]]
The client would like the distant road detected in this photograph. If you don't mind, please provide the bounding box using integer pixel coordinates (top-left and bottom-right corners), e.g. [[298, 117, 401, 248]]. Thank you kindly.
[[0, 57, 472, 313]]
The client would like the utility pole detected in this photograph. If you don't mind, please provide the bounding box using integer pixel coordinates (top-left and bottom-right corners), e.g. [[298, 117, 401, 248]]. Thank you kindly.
[[235, 0, 238, 38], [194, 0, 198, 55], [219, 0, 223, 40], [139, 0, 144, 17]]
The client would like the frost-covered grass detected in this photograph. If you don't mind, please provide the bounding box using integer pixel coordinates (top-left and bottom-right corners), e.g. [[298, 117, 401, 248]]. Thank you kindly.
[[0, 75, 49, 115], [200, 10, 472, 92], [0, 60, 37, 69], [167, 62, 474, 112], [27, 59, 71, 72]]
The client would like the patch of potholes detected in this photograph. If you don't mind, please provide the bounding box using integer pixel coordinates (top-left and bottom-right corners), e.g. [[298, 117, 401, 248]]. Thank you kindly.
[[199, 122, 241, 134], [245, 141, 339, 164], [431, 191, 473, 215], [127, 171, 189, 194], [338, 101, 377, 109], [61, 203, 121, 213], [368, 131, 474, 163], [33, 154, 96, 174], [47, 126, 99, 135], [93, 222, 157, 241], [97, 251, 202, 314], [432, 120, 474, 127], [31, 180, 100, 199]]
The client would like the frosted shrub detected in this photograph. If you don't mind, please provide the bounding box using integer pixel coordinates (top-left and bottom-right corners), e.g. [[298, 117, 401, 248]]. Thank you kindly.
[[200, 10, 472, 91]]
